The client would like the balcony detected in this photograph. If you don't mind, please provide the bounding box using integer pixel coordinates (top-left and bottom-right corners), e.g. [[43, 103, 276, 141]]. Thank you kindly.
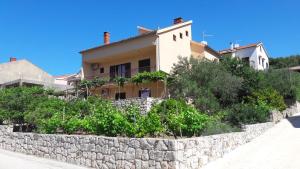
[[85, 66, 156, 81]]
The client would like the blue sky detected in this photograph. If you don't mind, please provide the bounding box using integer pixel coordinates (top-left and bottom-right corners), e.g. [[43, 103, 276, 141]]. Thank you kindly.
[[0, 0, 299, 75]]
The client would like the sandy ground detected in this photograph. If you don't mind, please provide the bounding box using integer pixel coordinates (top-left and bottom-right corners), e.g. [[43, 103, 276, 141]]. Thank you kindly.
[[202, 113, 300, 169], [0, 149, 89, 169]]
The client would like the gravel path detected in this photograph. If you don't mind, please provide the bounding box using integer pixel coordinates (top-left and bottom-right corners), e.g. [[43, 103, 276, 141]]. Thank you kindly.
[[202, 113, 300, 169], [0, 149, 89, 169]]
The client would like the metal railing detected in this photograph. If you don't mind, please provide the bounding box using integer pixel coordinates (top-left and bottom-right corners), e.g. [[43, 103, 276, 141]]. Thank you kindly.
[[85, 66, 157, 81]]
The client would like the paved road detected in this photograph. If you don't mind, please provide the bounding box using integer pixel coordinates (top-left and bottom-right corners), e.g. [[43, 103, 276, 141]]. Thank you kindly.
[[0, 149, 89, 169], [202, 113, 300, 169]]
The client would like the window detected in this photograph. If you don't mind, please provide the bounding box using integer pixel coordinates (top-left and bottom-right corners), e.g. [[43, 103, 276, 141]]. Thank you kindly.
[[100, 67, 104, 73], [242, 57, 250, 63], [139, 59, 151, 72], [185, 31, 189, 37], [262, 58, 265, 68], [139, 89, 151, 98], [115, 92, 126, 100], [110, 63, 131, 79], [260, 46, 262, 52], [259, 56, 262, 65], [180, 33, 183, 39], [173, 35, 176, 41]]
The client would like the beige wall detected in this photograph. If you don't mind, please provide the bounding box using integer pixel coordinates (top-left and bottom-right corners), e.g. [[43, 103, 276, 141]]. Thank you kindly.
[[92, 81, 165, 100], [191, 42, 219, 61], [82, 35, 157, 62], [83, 46, 156, 79], [157, 22, 192, 73]]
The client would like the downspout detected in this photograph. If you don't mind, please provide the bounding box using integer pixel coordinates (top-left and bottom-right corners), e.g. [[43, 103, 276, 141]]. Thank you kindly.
[[155, 35, 161, 71]]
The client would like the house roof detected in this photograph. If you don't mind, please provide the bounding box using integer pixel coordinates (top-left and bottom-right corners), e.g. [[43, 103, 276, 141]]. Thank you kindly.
[[219, 42, 262, 55], [80, 31, 157, 54], [191, 41, 220, 58], [79, 20, 193, 54]]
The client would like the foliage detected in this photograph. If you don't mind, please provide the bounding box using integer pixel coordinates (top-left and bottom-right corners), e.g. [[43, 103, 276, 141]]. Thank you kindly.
[[35, 96, 165, 137], [202, 119, 241, 136], [24, 97, 66, 129], [225, 102, 270, 126], [131, 71, 168, 85], [0, 87, 48, 124], [269, 55, 300, 69], [78, 77, 108, 97], [150, 99, 211, 137], [221, 56, 265, 96], [168, 57, 243, 114], [247, 88, 287, 111]]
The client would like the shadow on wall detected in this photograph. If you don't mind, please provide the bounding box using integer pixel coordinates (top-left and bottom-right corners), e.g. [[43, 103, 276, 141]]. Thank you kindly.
[[287, 115, 300, 128]]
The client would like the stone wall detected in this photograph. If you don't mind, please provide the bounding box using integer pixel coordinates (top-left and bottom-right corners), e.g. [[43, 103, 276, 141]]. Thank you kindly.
[[112, 97, 162, 115], [0, 122, 273, 169], [174, 122, 273, 169], [271, 101, 299, 123]]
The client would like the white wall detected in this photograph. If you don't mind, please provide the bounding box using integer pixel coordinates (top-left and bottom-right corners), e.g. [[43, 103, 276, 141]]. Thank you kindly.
[[157, 22, 192, 73], [234, 45, 269, 70], [254, 45, 269, 70]]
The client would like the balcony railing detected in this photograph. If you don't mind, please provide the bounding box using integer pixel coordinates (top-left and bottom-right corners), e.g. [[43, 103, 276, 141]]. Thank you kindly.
[[85, 66, 156, 81]]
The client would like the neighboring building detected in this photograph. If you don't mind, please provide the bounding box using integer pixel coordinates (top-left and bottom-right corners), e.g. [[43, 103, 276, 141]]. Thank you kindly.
[[289, 66, 300, 73], [219, 42, 270, 70], [0, 58, 70, 91], [80, 17, 220, 100], [54, 69, 83, 86]]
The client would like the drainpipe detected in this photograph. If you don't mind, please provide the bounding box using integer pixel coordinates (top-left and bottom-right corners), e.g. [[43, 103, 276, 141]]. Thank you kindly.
[[155, 36, 160, 71]]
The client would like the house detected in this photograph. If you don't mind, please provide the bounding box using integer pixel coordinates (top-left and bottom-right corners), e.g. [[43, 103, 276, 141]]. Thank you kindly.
[[289, 66, 300, 73], [219, 42, 270, 70], [80, 17, 220, 100], [0, 58, 70, 91], [54, 69, 83, 86]]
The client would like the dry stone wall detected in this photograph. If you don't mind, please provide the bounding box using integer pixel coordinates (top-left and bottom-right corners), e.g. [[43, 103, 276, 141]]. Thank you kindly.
[[271, 101, 299, 123], [0, 122, 274, 169], [113, 97, 162, 115]]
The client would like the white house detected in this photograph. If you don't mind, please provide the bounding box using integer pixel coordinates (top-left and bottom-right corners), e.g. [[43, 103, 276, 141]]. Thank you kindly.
[[219, 42, 270, 70]]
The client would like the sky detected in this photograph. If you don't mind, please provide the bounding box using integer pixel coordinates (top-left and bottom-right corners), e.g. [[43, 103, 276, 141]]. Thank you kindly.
[[0, 0, 300, 75]]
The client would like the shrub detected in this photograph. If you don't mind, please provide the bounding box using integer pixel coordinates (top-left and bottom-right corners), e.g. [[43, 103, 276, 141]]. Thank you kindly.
[[247, 88, 286, 111], [168, 57, 243, 114], [226, 102, 270, 126], [0, 87, 48, 125], [202, 119, 241, 136], [24, 97, 66, 129], [150, 99, 211, 137]]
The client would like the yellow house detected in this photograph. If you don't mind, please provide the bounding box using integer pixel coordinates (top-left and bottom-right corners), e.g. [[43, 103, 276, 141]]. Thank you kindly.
[[80, 17, 220, 100]]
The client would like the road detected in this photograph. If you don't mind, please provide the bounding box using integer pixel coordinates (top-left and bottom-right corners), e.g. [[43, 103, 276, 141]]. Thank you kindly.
[[202, 113, 300, 169], [0, 149, 89, 169]]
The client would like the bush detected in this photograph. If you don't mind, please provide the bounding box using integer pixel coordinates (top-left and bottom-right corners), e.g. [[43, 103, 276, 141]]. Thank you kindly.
[[168, 57, 243, 114], [247, 88, 286, 111], [0, 87, 48, 125], [226, 102, 270, 126], [150, 99, 211, 137], [202, 119, 241, 136]]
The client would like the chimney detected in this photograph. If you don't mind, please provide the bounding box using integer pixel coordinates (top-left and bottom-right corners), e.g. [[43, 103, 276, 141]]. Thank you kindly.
[[104, 32, 110, 45], [10, 57, 17, 62], [173, 17, 184, 24]]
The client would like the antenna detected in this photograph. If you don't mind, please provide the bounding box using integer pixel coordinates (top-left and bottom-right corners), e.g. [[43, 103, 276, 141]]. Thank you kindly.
[[234, 40, 242, 44], [202, 31, 214, 41]]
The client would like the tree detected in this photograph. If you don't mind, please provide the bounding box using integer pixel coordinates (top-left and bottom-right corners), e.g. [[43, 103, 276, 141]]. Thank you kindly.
[[168, 57, 243, 114]]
